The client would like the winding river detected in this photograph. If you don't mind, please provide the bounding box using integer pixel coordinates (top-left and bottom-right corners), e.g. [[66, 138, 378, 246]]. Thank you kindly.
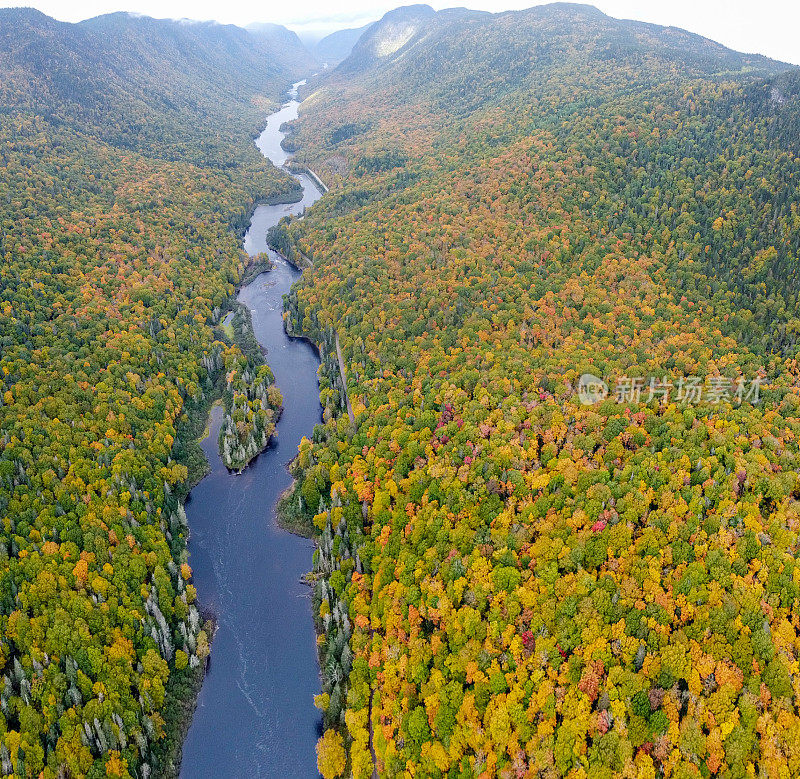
[[179, 80, 324, 777]]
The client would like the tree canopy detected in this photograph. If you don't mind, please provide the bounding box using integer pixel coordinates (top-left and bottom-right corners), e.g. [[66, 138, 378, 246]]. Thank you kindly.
[[278, 5, 800, 777]]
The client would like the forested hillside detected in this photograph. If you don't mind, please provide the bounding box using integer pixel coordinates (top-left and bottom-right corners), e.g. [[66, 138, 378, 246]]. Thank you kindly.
[[0, 9, 315, 161], [0, 10, 309, 778], [277, 4, 800, 777]]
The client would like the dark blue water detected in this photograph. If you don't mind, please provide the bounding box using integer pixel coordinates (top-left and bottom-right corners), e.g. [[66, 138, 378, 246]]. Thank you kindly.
[[180, 81, 324, 778]]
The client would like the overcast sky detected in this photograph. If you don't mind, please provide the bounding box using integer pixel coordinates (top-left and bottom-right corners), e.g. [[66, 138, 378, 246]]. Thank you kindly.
[[3, 0, 798, 64]]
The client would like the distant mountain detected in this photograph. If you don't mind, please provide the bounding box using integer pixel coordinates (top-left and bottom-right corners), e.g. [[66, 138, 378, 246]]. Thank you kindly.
[[313, 23, 374, 65], [337, 4, 487, 73], [246, 21, 319, 71], [81, 12, 314, 91], [246, 20, 304, 44], [338, 4, 435, 72], [0, 9, 315, 160]]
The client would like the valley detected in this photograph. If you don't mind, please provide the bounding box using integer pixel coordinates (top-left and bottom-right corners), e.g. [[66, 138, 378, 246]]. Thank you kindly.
[[1, 3, 799, 779]]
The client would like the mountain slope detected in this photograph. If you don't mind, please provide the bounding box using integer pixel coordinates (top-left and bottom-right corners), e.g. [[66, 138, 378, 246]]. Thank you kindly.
[[0, 9, 304, 779], [280, 5, 800, 778]]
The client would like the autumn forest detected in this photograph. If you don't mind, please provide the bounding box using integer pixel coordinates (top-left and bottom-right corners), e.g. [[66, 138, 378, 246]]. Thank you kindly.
[[2, 2, 800, 779]]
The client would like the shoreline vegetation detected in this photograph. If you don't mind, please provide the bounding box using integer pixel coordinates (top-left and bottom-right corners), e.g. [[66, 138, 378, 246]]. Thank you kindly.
[[238, 252, 276, 288], [285, 160, 330, 193], [268, 223, 313, 269], [148, 628, 211, 779], [160, 393, 221, 778], [218, 299, 284, 473]]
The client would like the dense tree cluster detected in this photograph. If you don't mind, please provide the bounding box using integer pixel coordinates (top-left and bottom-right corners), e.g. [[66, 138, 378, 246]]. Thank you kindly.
[[0, 9, 307, 777], [280, 6, 800, 777], [219, 306, 283, 472]]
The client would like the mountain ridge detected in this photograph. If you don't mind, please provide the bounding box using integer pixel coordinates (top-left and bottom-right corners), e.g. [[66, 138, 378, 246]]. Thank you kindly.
[[334, 2, 790, 80]]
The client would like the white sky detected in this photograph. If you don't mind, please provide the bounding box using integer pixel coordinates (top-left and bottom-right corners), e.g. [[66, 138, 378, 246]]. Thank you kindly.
[[2, 0, 798, 64]]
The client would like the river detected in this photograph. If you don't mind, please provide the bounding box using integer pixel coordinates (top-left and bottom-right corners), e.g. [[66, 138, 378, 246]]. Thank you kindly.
[[179, 80, 324, 778]]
